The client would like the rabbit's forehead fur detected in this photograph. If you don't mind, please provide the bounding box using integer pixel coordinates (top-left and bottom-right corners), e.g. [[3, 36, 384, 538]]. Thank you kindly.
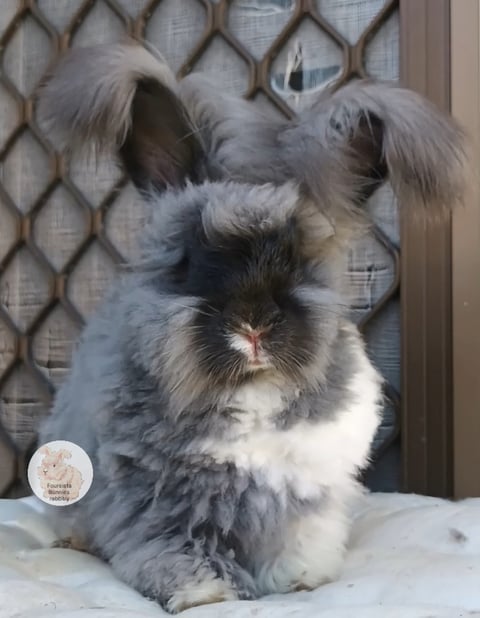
[[146, 181, 302, 249], [199, 182, 300, 240]]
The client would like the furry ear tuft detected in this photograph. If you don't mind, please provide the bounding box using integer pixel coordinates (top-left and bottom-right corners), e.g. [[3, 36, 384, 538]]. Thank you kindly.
[[281, 80, 467, 215], [38, 43, 204, 192]]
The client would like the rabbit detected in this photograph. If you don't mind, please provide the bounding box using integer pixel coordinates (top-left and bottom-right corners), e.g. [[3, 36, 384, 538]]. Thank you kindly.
[[37, 42, 465, 613], [37, 446, 83, 501]]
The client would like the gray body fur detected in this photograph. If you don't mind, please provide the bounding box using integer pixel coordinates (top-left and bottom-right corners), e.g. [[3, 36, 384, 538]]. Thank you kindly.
[[38, 43, 465, 613]]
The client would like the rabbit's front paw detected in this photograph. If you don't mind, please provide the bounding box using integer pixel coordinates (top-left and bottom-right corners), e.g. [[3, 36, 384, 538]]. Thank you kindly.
[[258, 554, 340, 595], [51, 536, 89, 552], [256, 509, 348, 595], [166, 576, 239, 613]]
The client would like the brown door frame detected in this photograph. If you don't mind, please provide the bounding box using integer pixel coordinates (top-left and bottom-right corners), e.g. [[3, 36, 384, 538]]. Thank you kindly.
[[451, 0, 480, 499], [400, 0, 454, 497]]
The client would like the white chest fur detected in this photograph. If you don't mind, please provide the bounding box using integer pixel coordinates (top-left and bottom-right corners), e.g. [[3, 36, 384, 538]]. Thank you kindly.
[[227, 379, 289, 433], [201, 334, 383, 500], [199, 332, 381, 498]]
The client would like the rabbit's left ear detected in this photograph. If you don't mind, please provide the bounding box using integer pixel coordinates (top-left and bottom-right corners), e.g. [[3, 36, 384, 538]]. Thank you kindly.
[[280, 80, 466, 217], [38, 43, 204, 194]]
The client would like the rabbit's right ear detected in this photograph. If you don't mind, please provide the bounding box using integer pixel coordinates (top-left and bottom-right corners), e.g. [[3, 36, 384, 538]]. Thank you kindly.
[[38, 43, 204, 193], [39, 446, 50, 455]]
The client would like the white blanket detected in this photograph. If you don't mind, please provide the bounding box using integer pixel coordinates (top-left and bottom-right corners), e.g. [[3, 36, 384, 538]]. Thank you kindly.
[[1, 493, 479, 618]]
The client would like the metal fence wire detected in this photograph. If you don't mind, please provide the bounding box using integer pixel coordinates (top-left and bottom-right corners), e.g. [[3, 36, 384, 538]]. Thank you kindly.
[[0, 0, 400, 497]]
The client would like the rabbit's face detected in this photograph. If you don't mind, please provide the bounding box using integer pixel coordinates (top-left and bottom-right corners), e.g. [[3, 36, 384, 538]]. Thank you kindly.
[[39, 448, 70, 480], [187, 227, 328, 383], [147, 183, 341, 389]]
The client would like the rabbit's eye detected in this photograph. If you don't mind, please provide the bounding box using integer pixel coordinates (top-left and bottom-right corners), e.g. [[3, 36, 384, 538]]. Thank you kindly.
[[172, 253, 190, 283]]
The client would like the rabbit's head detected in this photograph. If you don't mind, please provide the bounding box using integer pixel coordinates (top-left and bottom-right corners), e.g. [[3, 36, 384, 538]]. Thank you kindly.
[[129, 181, 343, 396], [38, 42, 466, 407], [39, 447, 71, 480]]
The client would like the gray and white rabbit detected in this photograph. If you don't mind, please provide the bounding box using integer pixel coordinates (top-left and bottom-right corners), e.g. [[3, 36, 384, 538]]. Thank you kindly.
[[37, 42, 465, 613]]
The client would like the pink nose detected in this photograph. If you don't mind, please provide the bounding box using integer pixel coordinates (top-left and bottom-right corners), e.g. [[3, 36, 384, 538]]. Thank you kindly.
[[245, 331, 262, 356]]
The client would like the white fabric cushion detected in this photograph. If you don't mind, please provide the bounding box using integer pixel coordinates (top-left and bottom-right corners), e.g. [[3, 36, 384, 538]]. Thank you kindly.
[[1, 493, 479, 617]]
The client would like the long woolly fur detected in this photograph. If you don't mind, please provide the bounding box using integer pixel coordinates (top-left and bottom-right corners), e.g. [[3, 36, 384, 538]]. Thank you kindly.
[[38, 40, 177, 156], [36, 41, 468, 614], [280, 79, 467, 217], [38, 42, 467, 223]]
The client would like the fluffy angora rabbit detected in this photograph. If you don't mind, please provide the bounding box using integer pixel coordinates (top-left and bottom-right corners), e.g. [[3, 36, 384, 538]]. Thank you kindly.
[[38, 42, 465, 613]]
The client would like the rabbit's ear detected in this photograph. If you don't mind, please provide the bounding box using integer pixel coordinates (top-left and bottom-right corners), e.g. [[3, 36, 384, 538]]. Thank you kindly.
[[280, 80, 466, 218], [39, 446, 50, 456], [58, 449, 71, 460], [38, 43, 204, 193]]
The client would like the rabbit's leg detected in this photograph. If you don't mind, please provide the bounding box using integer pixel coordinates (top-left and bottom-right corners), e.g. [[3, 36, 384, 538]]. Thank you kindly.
[[51, 535, 89, 552], [255, 497, 350, 594], [110, 534, 257, 613]]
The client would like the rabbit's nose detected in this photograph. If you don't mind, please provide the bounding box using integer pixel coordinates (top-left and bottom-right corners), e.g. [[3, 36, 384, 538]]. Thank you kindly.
[[245, 331, 261, 356], [240, 325, 271, 357]]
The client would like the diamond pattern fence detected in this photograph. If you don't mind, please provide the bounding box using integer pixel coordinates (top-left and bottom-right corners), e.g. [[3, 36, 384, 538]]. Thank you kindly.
[[0, 0, 400, 497]]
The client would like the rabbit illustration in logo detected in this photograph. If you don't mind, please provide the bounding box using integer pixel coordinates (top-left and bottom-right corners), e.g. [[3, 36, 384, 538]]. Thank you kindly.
[[37, 446, 84, 502], [37, 42, 465, 613]]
